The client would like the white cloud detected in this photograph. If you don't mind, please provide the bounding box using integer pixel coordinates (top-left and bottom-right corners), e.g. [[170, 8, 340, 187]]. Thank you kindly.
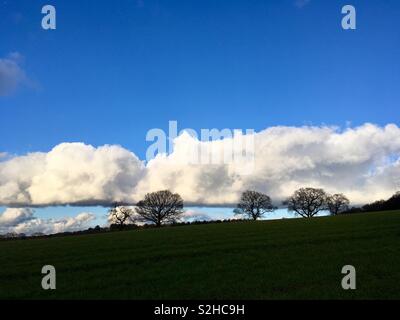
[[0, 142, 144, 206], [0, 208, 34, 226], [181, 209, 213, 222], [0, 123, 399, 207], [135, 123, 400, 205], [13, 212, 96, 235], [0, 208, 96, 235], [0, 52, 28, 96]]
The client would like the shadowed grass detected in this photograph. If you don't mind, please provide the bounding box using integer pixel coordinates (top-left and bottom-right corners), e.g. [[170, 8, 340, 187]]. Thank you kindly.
[[1, 211, 399, 299]]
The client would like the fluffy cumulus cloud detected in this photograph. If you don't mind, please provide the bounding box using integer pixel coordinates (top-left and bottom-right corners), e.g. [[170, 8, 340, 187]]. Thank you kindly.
[[0, 123, 400, 207], [0, 143, 144, 206], [0, 207, 34, 227], [0, 52, 28, 96], [135, 123, 400, 205], [0, 208, 95, 235]]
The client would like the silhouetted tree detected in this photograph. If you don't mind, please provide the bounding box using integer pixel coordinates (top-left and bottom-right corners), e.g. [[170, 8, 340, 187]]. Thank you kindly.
[[234, 190, 276, 220], [108, 203, 135, 230], [362, 191, 400, 212], [384, 191, 400, 210], [327, 193, 350, 215], [135, 190, 184, 227], [283, 187, 328, 218]]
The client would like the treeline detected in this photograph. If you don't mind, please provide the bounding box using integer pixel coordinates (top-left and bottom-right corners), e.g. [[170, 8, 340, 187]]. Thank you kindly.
[[2, 188, 400, 241], [104, 188, 400, 226], [343, 191, 400, 214], [107, 188, 352, 229]]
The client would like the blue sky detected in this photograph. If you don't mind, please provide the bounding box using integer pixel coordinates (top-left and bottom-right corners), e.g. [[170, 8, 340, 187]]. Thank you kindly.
[[1, 0, 399, 156], [1, 0, 400, 232]]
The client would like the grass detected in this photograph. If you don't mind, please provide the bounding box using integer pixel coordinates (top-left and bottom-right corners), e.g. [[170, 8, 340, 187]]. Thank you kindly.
[[1, 210, 400, 299]]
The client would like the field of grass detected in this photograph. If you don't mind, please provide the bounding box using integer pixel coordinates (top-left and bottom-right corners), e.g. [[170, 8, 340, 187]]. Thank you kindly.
[[1, 211, 400, 299]]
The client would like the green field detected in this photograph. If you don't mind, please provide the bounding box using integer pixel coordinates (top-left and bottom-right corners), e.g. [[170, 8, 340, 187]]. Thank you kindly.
[[1, 211, 400, 299]]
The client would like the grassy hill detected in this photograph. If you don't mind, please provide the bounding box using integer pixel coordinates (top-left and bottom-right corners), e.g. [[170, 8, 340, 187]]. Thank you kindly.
[[1, 211, 400, 299]]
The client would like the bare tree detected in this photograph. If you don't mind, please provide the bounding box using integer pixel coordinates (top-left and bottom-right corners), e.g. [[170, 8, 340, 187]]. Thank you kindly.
[[108, 203, 135, 230], [234, 190, 276, 220], [135, 190, 184, 227], [283, 187, 328, 218], [327, 193, 350, 215]]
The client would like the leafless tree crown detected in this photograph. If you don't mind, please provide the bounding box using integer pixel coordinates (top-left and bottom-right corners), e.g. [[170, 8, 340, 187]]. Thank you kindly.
[[235, 190, 275, 220], [327, 193, 350, 215], [283, 187, 328, 218], [108, 203, 135, 229], [135, 190, 184, 227]]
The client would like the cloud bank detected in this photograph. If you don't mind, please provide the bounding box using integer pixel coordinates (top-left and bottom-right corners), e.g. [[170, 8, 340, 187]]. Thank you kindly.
[[180, 209, 213, 222], [0, 143, 144, 206], [0, 208, 95, 235], [0, 123, 399, 207], [0, 52, 28, 96]]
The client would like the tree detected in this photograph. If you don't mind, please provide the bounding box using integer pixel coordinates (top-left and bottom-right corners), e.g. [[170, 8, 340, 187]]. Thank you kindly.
[[108, 203, 135, 230], [283, 187, 328, 218], [327, 193, 350, 215], [135, 190, 184, 227], [384, 191, 400, 210], [362, 191, 400, 212], [234, 190, 276, 220]]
